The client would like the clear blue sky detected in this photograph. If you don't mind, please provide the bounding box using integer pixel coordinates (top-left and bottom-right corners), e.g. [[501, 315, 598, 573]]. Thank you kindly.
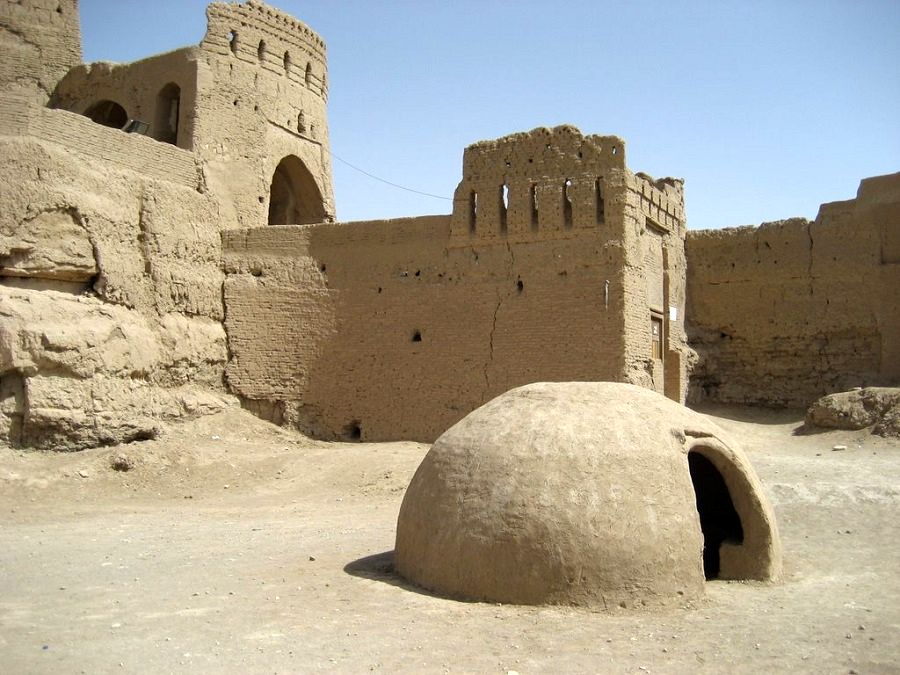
[[79, 0, 899, 229]]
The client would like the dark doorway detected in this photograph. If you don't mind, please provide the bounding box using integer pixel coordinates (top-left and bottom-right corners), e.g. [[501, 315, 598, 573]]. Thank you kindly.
[[688, 451, 744, 579], [154, 82, 180, 145], [83, 100, 128, 129], [267, 155, 326, 225]]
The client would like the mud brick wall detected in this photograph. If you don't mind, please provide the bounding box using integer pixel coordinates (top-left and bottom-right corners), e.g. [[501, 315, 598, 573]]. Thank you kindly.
[[686, 173, 900, 406], [0, 0, 81, 104], [0, 100, 202, 189], [223, 216, 629, 442]]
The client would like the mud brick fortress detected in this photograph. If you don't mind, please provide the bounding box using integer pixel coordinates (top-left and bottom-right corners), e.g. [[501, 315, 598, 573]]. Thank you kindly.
[[1, 1, 898, 450]]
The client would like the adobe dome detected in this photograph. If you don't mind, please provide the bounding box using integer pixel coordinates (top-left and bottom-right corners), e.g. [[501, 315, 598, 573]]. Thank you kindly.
[[395, 382, 781, 608]]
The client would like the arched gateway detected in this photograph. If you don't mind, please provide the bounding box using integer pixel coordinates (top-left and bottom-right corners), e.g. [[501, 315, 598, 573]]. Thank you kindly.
[[267, 155, 326, 225]]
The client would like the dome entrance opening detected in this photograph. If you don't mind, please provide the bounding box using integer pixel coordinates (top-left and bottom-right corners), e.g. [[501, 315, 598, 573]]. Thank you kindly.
[[688, 450, 744, 579]]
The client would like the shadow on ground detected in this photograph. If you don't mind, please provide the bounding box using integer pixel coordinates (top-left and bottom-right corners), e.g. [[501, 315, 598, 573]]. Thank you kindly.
[[344, 550, 445, 600], [692, 403, 806, 426]]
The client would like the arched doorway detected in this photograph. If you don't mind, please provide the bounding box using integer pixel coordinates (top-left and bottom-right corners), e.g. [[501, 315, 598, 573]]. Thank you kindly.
[[688, 451, 744, 578], [83, 100, 128, 129], [154, 83, 180, 145], [267, 155, 326, 225], [686, 439, 781, 581]]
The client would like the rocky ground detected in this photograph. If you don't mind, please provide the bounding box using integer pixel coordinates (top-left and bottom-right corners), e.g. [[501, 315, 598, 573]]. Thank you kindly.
[[1, 405, 898, 674]]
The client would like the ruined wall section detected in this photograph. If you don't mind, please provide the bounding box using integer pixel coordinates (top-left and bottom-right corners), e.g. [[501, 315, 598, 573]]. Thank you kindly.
[[51, 48, 200, 150], [0, 0, 81, 104], [224, 214, 630, 443], [686, 172, 900, 406], [197, 1, 333, 228], [0, 98, 202, 188], [0, 104, 230, 451]]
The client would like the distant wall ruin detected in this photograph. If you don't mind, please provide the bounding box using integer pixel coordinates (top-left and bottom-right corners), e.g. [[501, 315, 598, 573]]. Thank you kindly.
[[686, 173, 900, 406]]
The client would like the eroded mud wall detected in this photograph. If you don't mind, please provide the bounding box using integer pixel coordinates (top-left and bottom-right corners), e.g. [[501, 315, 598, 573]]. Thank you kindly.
[[686, 173, 900, 406], [224, 217, 629, 442], [0, 0, 81, 104], [0, 102, 230, 450]]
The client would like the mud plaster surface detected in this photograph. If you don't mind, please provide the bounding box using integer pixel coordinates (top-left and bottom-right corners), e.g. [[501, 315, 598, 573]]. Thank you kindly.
[[0, 406, 898, 674]]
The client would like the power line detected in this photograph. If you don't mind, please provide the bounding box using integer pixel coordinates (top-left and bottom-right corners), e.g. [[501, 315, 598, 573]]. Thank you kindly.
[[330, 151, 451, 201]]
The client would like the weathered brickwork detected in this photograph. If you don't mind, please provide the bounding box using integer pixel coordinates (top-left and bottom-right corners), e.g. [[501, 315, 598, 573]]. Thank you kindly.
[[0, 98, 202, 189], [0, 0, 81, 104], [686, 173, 900, 406]]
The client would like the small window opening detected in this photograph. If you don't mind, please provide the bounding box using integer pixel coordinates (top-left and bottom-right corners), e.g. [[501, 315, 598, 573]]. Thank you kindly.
[[563, 179, 573, 229], [468, 190, 477, 234], [596, 178, 605, 224], [283, 51, 291, 74], [343, 421, 362, 442], [305, 62, 312, 86], [499, 184, 509, 234], [297, 111, 306, 134], [319, 263, 326, 272], [688, 452, 744, 579], [228, 30, 238, 55], [257, 40, 266, 63], [411, 330, 422, 342], [516, 279, 524, 294], [530, 184, 539, 232]]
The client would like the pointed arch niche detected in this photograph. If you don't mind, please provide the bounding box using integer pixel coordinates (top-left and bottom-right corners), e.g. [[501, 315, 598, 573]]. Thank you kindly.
[[267, 155, 326, 225], [154, 82, 181, 145]]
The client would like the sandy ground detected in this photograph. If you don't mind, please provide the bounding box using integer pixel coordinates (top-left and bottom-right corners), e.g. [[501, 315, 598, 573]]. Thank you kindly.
[[1, 405, 899, 674]]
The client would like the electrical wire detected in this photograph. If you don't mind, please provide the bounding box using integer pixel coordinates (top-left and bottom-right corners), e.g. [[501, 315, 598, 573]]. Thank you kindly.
[[330, 151, 451, 201]]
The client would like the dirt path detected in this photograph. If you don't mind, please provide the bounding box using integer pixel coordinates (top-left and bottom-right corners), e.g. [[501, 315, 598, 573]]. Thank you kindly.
[[1, 407, 898, 673]]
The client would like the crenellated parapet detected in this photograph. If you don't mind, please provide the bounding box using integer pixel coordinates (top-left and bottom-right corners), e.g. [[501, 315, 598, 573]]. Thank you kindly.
[[449, 126, 627, 245], [630, 172, 686, 235], [202, 1, 328, 101]]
